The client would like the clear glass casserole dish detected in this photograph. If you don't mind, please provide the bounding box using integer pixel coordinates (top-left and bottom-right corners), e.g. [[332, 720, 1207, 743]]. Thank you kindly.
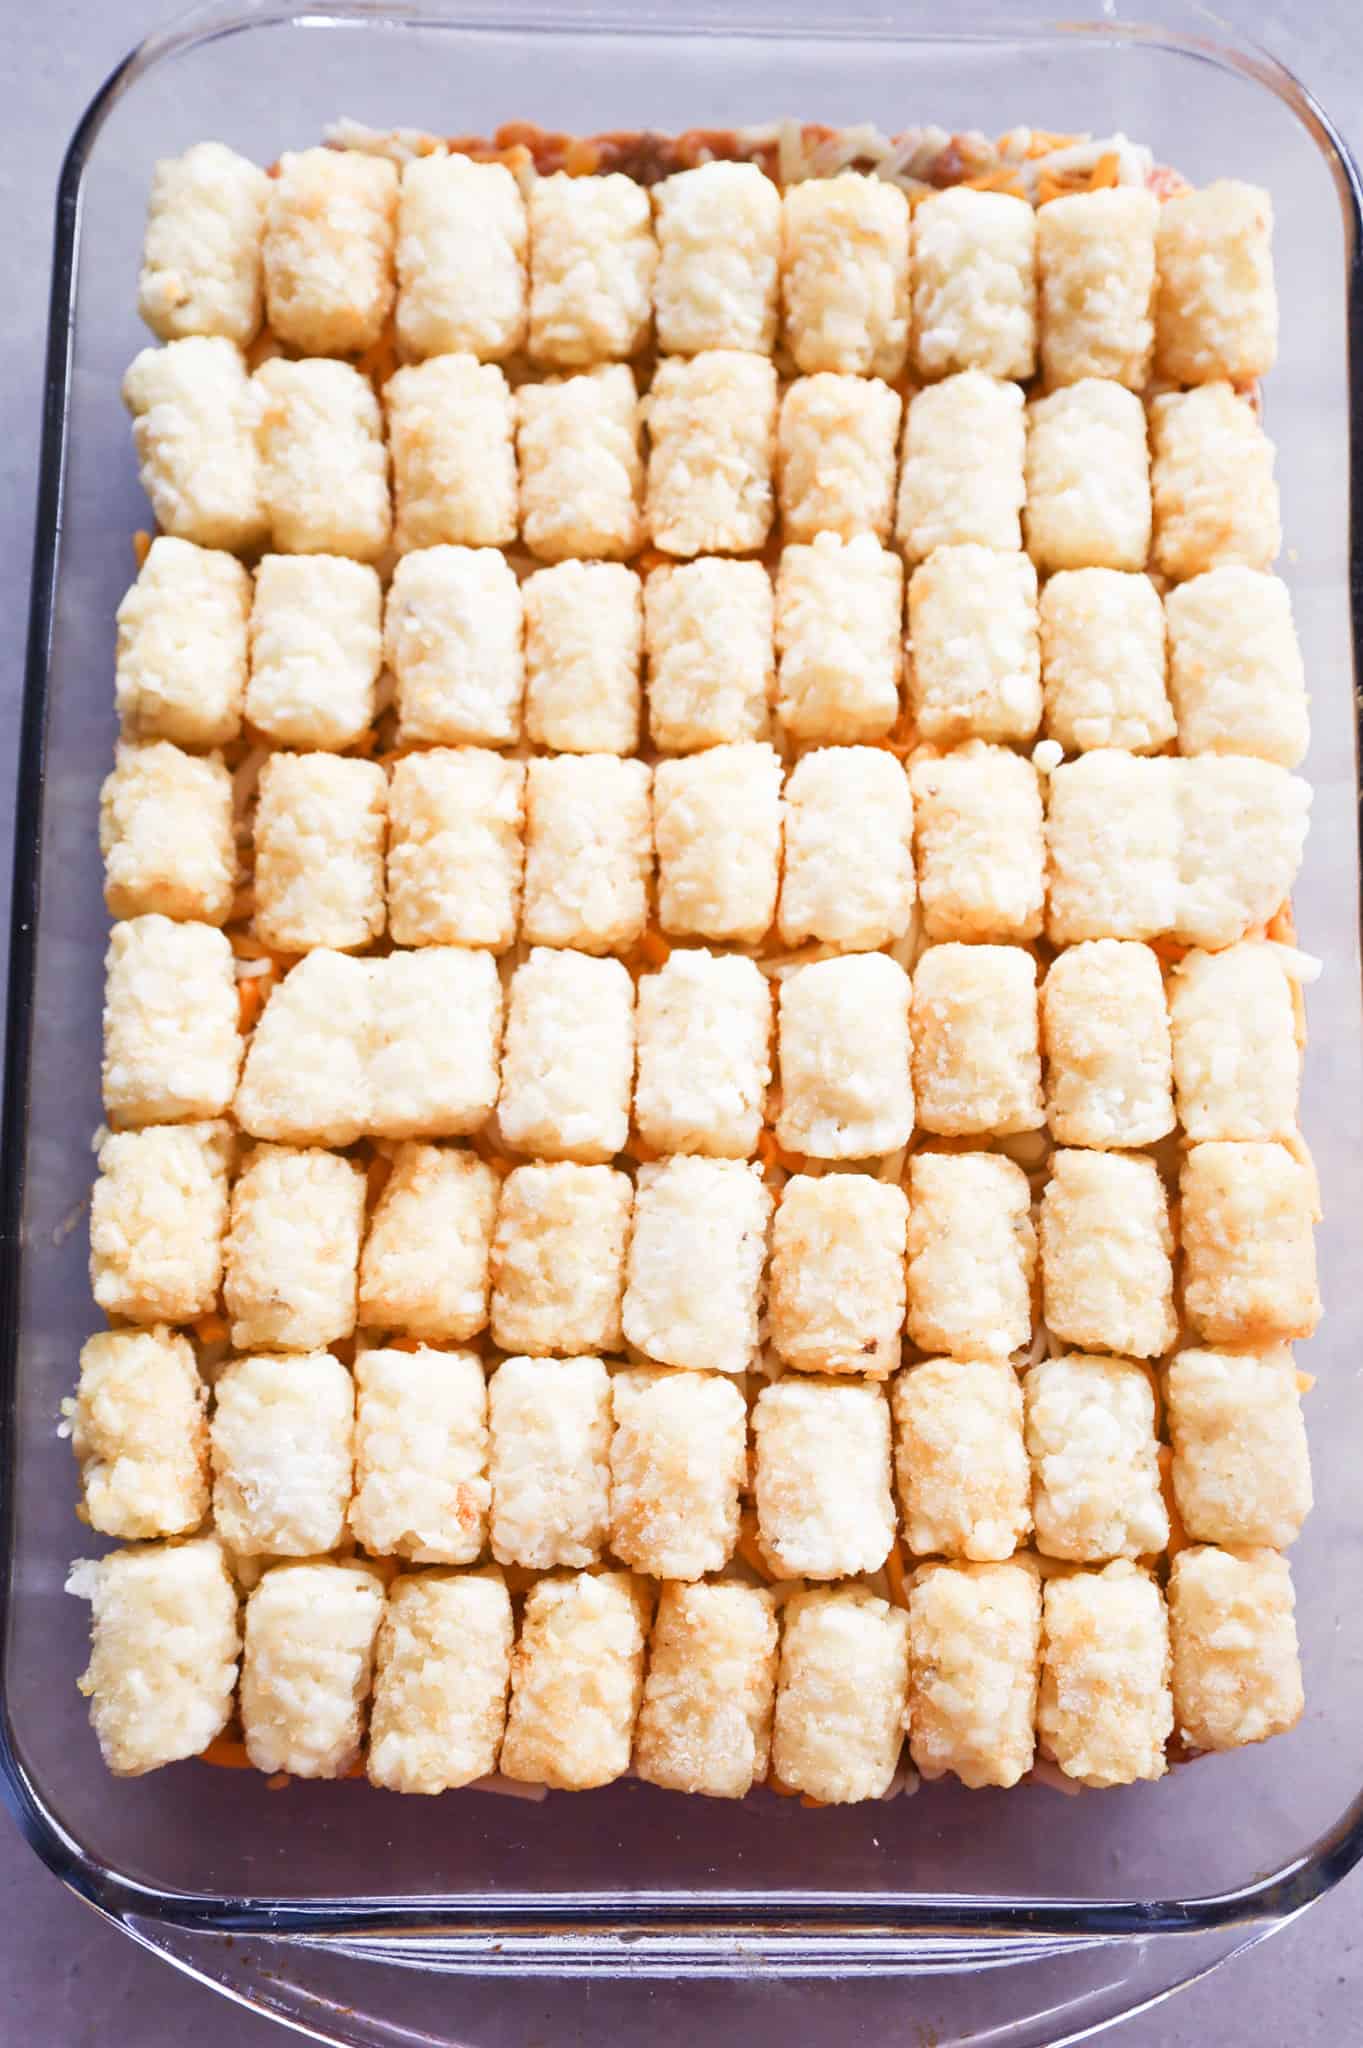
[[3, 2, 1362, 2041]]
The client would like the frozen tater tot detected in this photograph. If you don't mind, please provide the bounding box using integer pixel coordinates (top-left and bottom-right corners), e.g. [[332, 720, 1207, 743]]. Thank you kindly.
[[349, 1346, 490, 1564], [490, 1164, 631, 1357], [368, 1569, 514, 1794], [1177, 756, 1310, 949], [622, 1156, 771, 1375], [521, 755, 652, 955], [780, 171, 910, 378], [653, 160, 780, 355], [634, 948, 771, 1159], [386, 545, 524, 748], [254, 357, 391, 562], [1181, 1140, 1321, 1345], [358, 1144, 499, 1345], [908, 1560, 1041, 1789], [70, 1538, 239, 1776], [1155, 181, 1278, 384], [1149, 383, 1280, 579], [396, 152, 527, 363], [241, 1559, 385, 1779], [102, 915, 240, 1127], [497, 950, 634, 1164], [1165, 566, 1308, 768], [645, 351, 778, 557], [1168, 1546, 1303, 1752], [223, 1144, 365, 1353], [1024, 380, 1151, 574], [912, 187, 1037, 380], [517, 364, 643, 562], [529, 171, 655, 365], [1038, 1561, 1171, 1787], [753, 1377, 895, 1579], [70, 1328, 208, 1540], [386, 749, 525, 951], [907, 544, 1041, 744], [893, 1358, 1030, 1561], [123, 338, 266, 552], [912, 743, 1044, 943], [115, 536, 251, 748], [771, 1585, 909, 1803], [1039, 568, 1174, 755], [1025, 1353, 1169, 1561], [768, 1174, 908, 1378], [246, 554, 382, 751], [488, 1354, 612, 1571], [1044, 751, 1179, 944], [1168, 944, 1301, 1142], [644, 559, 773, 752], [385, 354, 517, 552], [370, 948, 504, 1141], [776, 373, 901, 543], [1040, 1151, 1176, 1360], [100, 740, 235, 924], [252, 752, 387, 954], [635, 1580, 779, 1798], [653, 742, 783, 943], [1165, 1346, 1311, 1550], [775, 532, 903, 742], [90, 1120, 232, 1325], [1042, 940, 1174, 1149], [1037, 186, 1158, 389], [911, 942, 1043, 1138], [138, 141, 269, 344], [524, 562, 642, 756], [775, 953, 914, 1160], [500, 1570, 651, 1791], [779, 746, 914, 952], [235, 950, 371, 1147], [609, 1367, 746, 1580], [896, 371, 1026, 563], [210, 1351, 354, 1558], [905, 1150, 1035, 1362], [263, 146, 396, 355]]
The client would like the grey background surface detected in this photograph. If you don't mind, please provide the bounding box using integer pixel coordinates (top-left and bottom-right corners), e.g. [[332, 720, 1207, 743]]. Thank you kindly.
[[0, 4, 1358, 2042]]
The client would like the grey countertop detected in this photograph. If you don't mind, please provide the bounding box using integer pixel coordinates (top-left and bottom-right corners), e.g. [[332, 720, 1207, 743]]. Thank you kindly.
[[2, 4, 1360, 2041]]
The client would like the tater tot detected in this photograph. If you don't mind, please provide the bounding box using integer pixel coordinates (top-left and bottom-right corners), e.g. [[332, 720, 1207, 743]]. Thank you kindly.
[[385, 545, 524, 748], [1024, 379, 1151, 574], [1155, 181, 1277, 384], [893, 1358, 1030, 1561], [263, 146, 396, 355], [905, 1150, 1035, 1362], [907, 544, 1040, 744], [1149, 383, 1280, 580], [609, 1366, 746, 1580], [223, 1143, 365, 1353], [1168, 1545, 1303, 1751], [100, 740, 236, 925], [385, 354, 517, 552], [1038, 1561, 1171, 1787], [911, 742, 1044, 943], [1164, 566, 1308, 768], [241, 1560, 385, 1779], [768, 1174, 908, 1378], [622, 1156, 771, 1375], [349, 1346, 490, 1564], [70, 1538, 239, 1776], [517, 364, 643, 563], [70, 1328, 209, 1540], [138, 141, 269, 345], [497, 950, 635, 1165], [908, 1560, 1040, 1789], [771, 1585, 909, 1802], [500, 1570, 651, 1790], [775, 533, 903, 742], [911, 943, 1043, 1138], [753, 1377, 895, 1579], [634, 949, 771, 1159], [1039, 568, 1174, 755], [776, 953, 914, 1160], [779, 746, 914, 953], [368, 1570, 514, 1793], [912, 188, 1037, 380], [1165, 1346, 1311, 1550], [1181, 1140, 1321, 1345], [520, 755, 652, 955], [490, 1164, 631, 1357], [653, 161, 780, 355], [1037, 187, 1157, 389], [488, 1354, 612, 1571], [210, 1350, 354, 1558], [528, 171, 655, 366], [115, 537, 251, 748], [123, 338, 266, 552], [644, 559, 773, 752], [252, 752, 387, 954], [358, 1144, 499, 1345], [102, 916, 241, 1128], [396, 153, 527, 363], [386, 749, 525, 951], [254, 357, 391, 562], [246, 554, 383, 752], [1039, 1151, 1176, 1360], [635, 1581, 779, 1799], [776, 373, 901, 543], [90, 1120, 232, 1325], [524, 562, 643, 756], [896, 371, 1026, 563], [645, 352, 778, 557], [780, 172, 910, 378], [1025, 1352, 1168, 1561], [1041, 940, 1174, 1149], [1168, 944, 1301, 1142], [653, 742, 783, 944]]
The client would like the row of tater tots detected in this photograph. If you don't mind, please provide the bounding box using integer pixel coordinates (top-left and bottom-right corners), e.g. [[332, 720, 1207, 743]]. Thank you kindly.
[[138, 143, 1274, 393], [73, 1537, 1303, 1794], [114, 534, 1309, 766], [122, 340, 1280, 575], [77, 1318, 1317, 1568]]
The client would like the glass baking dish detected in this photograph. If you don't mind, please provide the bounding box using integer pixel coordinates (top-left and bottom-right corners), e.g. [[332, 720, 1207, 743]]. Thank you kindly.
[[4, 1, 1362, 2041]]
